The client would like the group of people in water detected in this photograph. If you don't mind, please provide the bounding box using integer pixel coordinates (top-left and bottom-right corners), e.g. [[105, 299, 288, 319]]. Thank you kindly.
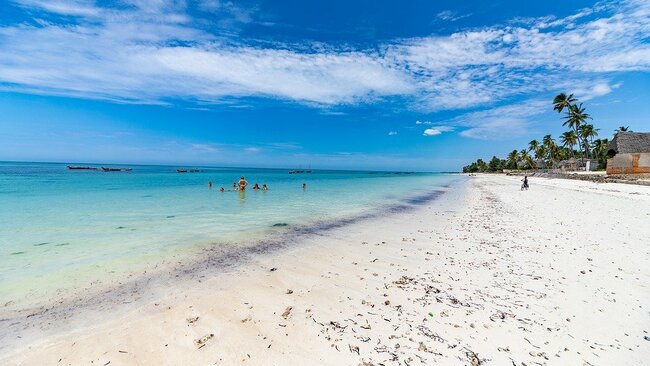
[[207, 176, 308, 192]]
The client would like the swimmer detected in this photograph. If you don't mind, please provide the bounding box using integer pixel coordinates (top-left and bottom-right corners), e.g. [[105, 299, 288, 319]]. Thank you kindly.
[[252, 183, 260, 190], [208, 181, 212, 189], [302, 183, 307, 190], [262, 184, 268, 191], [238, 176, 248, 191], [219, 187, 225, 192]]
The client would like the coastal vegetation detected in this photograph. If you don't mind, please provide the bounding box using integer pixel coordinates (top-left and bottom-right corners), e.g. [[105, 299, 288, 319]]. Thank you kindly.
[[462, 93, 628, 173]]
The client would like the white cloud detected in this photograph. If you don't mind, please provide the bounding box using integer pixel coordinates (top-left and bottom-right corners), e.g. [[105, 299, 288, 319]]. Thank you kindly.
[[422, 129, 441, 136], [0, 0, 647, 112], [423, 126, 453, 136], [151, 46, 414, 104], [388, 131, 397, 136], [244, 147, 262, 153], [14, 0, 102, 17], [576, 81, 619, 101]]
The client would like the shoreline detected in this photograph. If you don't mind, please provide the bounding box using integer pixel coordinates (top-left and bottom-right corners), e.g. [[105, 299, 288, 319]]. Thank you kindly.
[[0, 182, 461, 359], [4, 175, 650, 365], [499, 170, 650, 186]]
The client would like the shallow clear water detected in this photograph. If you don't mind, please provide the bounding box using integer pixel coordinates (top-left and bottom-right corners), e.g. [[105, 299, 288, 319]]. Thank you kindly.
[[0, 162, 458, 308]]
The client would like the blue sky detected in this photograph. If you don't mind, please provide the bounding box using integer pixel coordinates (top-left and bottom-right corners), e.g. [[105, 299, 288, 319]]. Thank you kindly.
[[0, 0, 649, 171]]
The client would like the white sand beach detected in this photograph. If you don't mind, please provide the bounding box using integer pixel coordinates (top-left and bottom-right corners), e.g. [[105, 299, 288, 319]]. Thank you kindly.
[[4, 174, 650, 365]]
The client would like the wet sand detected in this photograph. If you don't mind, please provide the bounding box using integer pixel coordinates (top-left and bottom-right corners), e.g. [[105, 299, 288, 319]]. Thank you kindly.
[[3, 175, 649, 365]]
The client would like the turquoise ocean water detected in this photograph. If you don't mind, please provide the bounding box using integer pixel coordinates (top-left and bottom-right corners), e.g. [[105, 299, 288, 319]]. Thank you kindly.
[[0, 162, 459, 311]]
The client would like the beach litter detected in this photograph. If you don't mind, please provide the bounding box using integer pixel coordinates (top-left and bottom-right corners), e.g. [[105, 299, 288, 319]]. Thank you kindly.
[[194, 334, 214, 349], [281, 306, 293, 319]]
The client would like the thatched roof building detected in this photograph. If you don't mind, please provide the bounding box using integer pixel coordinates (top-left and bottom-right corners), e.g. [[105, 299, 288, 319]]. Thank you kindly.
[[607, 132, 650, 155], [555, 157, 598, 171], [606, 131, 650, 175]]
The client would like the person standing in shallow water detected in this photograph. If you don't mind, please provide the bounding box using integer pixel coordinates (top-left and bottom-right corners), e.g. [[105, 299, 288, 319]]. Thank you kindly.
[[238, 176, 248, 191]]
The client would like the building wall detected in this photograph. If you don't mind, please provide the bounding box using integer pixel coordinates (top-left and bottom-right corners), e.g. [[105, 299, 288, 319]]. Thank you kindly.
[[607, 153, 650, 174]]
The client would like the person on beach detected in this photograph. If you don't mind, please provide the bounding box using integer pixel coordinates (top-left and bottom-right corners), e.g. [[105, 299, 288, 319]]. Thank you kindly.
[[521, 176, 529, 191], [262, 184, 268, 191], [252, 183, 260, 190], [238, 176, 248, 191]]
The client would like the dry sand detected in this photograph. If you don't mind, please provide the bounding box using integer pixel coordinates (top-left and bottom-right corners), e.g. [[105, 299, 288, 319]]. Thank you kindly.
[[3, 174, 650, 365]]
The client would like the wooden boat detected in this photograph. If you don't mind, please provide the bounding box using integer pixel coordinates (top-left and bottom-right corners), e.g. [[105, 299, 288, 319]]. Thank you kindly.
[[176, 169, 188, 173], [101, 167, 132, 172], [289, 170, 313, 174], [67, 166, 98, 170]]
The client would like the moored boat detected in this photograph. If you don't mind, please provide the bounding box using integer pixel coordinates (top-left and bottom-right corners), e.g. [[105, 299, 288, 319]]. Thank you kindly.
[[101, 167, 132, 172], [67, 166, 98, 170]]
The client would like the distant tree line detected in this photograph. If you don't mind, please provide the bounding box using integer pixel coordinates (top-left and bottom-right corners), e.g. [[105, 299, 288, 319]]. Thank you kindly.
[[462, 93, 630, 173]]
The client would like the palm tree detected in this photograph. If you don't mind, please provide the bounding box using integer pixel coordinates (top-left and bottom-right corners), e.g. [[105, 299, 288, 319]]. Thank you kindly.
[[616, 126, 630, 132], [528, 139, 541, 159], [519, 149, 533, 170], [559, 131, 578, 158], [564, 103, 591, 159], [507, 150, 519, 170], [537, 145, 549, 168], [556, 146, 571, 161], [579, 124, 599, 159], [553, 93, 576, 113], [592, 138, 609, 168], [542, 134, 557, 165]]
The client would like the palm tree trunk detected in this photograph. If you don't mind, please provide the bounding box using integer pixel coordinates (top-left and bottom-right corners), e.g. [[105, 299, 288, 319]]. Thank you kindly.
[[576, 126, 585, 164]]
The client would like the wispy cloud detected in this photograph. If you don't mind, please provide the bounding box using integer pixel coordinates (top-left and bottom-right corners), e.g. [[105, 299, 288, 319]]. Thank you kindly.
[[0, 0, 648, 115], [449, 99, 549, 140], [264, 142, 302, 150], [436, 10, 472, 22], [190, 143, 220, 153], [388, 131, 397, 136], [14, 0, 102, 17]]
